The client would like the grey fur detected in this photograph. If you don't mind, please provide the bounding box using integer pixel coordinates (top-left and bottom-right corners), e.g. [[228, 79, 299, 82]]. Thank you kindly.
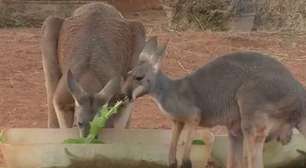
[[124, 37, 306, 168]]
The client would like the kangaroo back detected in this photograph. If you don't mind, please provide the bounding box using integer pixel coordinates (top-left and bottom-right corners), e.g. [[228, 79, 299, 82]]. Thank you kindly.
[[58, 2, 144, 93], [72, 2, 123, 18]]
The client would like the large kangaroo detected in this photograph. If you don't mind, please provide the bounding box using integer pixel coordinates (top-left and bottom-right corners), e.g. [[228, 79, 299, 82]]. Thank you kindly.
[[123, 37, 306, 168], [41, 2, 145, 137]]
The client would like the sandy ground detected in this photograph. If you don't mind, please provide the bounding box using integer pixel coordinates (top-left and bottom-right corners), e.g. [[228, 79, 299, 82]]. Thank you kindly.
[[0, 9, 306, 166]]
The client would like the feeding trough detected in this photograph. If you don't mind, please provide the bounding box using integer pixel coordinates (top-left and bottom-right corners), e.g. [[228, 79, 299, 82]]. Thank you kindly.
[[212, 130, 306, 168], [0, 128, 209, 168], [1, 128, 306, 168]]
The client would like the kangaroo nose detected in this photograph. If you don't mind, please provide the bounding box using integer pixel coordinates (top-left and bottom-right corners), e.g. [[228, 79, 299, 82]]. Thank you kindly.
[[79, 125, 90, 138], [78, 122, 84, 128]]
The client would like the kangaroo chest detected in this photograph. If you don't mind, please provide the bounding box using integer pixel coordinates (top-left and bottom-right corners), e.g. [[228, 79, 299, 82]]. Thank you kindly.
[[153, 94, 200, 122]]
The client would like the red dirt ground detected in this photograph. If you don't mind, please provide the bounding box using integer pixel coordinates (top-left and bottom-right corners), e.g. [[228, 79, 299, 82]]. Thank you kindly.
[[0, 9, 306, 167]]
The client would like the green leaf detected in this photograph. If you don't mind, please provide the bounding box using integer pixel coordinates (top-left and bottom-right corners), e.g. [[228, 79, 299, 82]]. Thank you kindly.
[[297, 149, 306, 157], [63, 138, 103, 144], [0, 130, 5, 144], [64, 100, 124, 144], [64, 138, 87, 144], [192, 139, 205, 145]]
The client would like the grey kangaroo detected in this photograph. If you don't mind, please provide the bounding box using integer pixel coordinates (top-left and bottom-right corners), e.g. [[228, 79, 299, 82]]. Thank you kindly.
[[41, 2, 145, 137], [123, 37, 306, 168]]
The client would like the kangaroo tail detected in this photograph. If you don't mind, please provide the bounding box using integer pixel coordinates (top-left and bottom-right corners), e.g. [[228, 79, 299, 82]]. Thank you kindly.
[[41, 16, 63, 127]]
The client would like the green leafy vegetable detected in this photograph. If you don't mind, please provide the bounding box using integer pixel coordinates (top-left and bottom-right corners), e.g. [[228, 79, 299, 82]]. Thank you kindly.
[[192, 139, 205, 145], [0, 130, 5, 144], [64, 138, 102, 144], [64, 101, 123, 144], [297, 149, 306, 157]]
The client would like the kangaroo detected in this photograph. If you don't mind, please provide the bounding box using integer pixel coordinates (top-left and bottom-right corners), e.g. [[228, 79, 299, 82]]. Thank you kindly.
[[123, 37, 306, 168], [41, 2, 145, 137]]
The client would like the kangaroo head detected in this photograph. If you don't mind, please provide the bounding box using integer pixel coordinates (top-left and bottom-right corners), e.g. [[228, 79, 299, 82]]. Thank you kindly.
[[123, 36, 167, 100], [67, 70, 121, 137]]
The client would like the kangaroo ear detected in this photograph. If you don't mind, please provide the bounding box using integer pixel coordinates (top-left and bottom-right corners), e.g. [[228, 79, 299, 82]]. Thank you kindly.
[[67, 70, 87, 104], [139, 36, 158, 62], [140, 37, 168, 65], [129, 21, 146, 65], [152, 40, 168, 70], [96, 77, 122, 103], [156, 40, 168, 61], [143, 36, 158, 54]]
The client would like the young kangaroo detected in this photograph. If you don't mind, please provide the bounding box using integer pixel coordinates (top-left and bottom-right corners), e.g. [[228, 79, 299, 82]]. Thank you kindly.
[[123, 37, 306, 168], [41, 2, 145, 137]]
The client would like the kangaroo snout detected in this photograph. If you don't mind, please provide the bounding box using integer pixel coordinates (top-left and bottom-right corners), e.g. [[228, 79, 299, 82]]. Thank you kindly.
[[77, 117, 92, 137], [122, 75, 147, 101], [122, 78, 147, 101], [121, 77, 134, 101], [79, 122, 90, 137]]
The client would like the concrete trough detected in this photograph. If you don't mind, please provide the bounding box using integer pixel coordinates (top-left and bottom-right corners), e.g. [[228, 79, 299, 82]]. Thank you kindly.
[[212, 130, 306, 168], [0, 128, 209, 168], [1, 128, 306, 168]]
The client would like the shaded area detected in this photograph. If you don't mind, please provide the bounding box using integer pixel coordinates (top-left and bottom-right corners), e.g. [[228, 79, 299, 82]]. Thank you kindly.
[[63, 157, 167, 168]]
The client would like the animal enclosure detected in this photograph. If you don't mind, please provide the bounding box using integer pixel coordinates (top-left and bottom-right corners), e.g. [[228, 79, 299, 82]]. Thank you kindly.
[[0, 0, 306, 168]]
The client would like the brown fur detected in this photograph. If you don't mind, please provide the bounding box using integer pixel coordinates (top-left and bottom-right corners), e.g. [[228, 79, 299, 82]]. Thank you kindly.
[[41, 2, 145, 136]]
